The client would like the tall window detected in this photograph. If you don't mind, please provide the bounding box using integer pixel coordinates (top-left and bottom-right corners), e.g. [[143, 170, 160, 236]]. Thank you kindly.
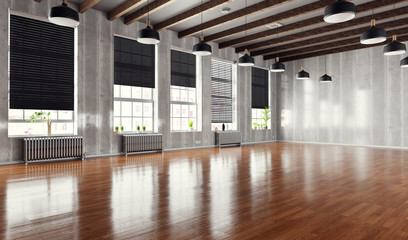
[[8, 14, 75, 136], [251, 67, 270, 129], [170, 49, 197, 131], [211, 59, 236, 131], [114, 36, 155, 132]]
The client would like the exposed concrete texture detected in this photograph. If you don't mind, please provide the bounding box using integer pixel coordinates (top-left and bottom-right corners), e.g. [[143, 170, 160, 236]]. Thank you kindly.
[[0, 0, 276, 163], [276, 43, 408, 148]]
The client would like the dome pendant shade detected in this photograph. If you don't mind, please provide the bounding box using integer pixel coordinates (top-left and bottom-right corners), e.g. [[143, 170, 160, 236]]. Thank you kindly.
[[297, 67, 310, 80], [137, 20, 160, 45], [384, 35, 406, 56], [238, 49, 255, 67], [193, 36, 212, 56], [401, 56, 408, 68], [320, 71, 332, 82], [360, 20, 387, 45], [324, 0, 356, 23], [49, 1, 80, 27], [271, 57, 285, 72]]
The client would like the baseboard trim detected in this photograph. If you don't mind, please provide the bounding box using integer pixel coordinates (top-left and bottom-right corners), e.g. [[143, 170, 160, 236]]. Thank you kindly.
[[164, 145, 216, 152], [0, 161, 25, 166], [241, 140, 277, 146], [277, 140, 408, 150]]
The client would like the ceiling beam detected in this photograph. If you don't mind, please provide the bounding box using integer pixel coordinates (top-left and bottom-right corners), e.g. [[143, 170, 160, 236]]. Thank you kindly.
[[178, 0, 292, 39], [265, 26, 408, 60], [154, 0, 233, 31], [204, 0, 333, 43], [235, 5, 408, 53], [34, 0, 42, 2], [124, 0, 176, 25], [108, 0, 146, 21], [277, 34, 408, 63], [261, 17, 408, 59], [221, 0, 408, 49], [79, 0, 101, 13]]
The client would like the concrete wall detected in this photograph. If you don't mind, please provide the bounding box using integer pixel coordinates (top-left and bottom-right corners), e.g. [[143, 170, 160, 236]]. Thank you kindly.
[[276, 44, 408, 147], [0, 0, 277, 163]]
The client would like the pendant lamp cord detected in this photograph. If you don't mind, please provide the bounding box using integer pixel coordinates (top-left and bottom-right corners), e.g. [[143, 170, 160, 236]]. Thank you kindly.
[[301, 28, 304, 68], [147, 0, 150, 25], [201, 0, 203, 38], [276, 33, 279, 60], [245, 0, 248, 37], [393, 4, 396, 36]]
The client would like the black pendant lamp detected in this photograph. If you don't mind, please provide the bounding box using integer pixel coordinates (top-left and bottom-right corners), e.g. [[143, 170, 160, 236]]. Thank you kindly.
[[320, 54, 332, 82], [384, 35, 406, 56], [193, 0, 211, 56], [49, 0, 80, 27], [360, 19, 387, 45], [271, 57, 285, 72], [401, 56, 408, 68], [270, 33, 285, 72], [138, 19, 160, 45], [324, 0, 356, 24], [238, 0, 254, 67], [297, 66, 310, 80], [238, 49, 255, 67]]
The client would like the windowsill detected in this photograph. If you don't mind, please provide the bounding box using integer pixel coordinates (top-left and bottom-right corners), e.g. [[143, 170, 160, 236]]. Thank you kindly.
[[252, 129, 272, 131], [171, 131, 202, 133], [114, 132, 157, 135], [8, 134, 77, 138], [212, 130, 238, 132]]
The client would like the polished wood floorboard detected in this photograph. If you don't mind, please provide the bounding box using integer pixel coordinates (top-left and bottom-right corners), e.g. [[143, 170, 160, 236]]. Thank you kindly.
[[1, 142, 408, 239]]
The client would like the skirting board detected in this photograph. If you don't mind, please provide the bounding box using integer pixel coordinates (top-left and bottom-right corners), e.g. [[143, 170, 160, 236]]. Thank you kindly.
[[278, 140, 408, 151]]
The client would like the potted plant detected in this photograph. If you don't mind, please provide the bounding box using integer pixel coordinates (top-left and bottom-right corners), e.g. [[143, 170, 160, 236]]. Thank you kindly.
[[137, 125, 141, 133], [30, 112, 52, 136], [142, 126, 146, 132], [252, 123, 264, 130], [120, 126, 124, 133], [114, 126, 119, 134], [188, 120, 193, 131], [262, 106, 272, 129]]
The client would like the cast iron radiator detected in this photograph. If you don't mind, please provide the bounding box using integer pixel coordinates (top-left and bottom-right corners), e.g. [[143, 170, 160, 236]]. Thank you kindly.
[[123, 134, 163, 156], [215, 131, 242, 147], [24, 136, 84, 164]]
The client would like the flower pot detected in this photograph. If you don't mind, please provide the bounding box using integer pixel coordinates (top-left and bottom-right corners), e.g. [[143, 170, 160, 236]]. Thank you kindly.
[[47, 121, 52, 136], [189, 127, 193, 132], [114, 130, 119, 134], [265, 126, 268, 130]]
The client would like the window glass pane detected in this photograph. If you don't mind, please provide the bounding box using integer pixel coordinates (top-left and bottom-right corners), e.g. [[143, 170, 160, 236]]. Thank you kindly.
[[121, 117, 132, 131], [172, 118, 180, 131], [252, 109, 257, 119], [142, 88, 152, 100], [46, 110, 58, 120], [133, 118, 143, 131], [171, 88, 180, 101], [181, 105, 188, 118], [24, 110, 40, 120], [9, 109, 23, 120], [121, 102, 132, 117], [143, 117, 153, 131], [114, 85, 120, 98], [188, 89, 195, 102], [189, 105, 196, 118], [8, 122, 46, 136], [114, 117, 121, 130], [121, 86, 131, 98], [143, 102, 153, 117], [133, 102, 143, 117], [52, 122, 74, 135], [181, 118, 189, 131], [180, 88, 187, 102], [58, 111, 73, 120], [132, 86, 142, 99], [114, 101, 121, 117], [172, 104, 180, 117]]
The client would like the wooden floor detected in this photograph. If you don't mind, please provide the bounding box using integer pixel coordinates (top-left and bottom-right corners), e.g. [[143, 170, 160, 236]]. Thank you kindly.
[[1, 142, 408, 239]]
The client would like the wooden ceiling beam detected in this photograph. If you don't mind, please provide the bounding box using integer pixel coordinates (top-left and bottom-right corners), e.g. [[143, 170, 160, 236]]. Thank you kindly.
[[235, 5, 408, 53], [79, 0, 101, 13], [154, 0, 233, 31], [277, 34, 408, 63], [221, 0, 408, 49], [124, 0, 176, 25], [265, 25, 408, 60], [205, 0, 334, 42], [261, 17, 408, 59], [108, 0, 147, 21], [178, 0, 292, 39]]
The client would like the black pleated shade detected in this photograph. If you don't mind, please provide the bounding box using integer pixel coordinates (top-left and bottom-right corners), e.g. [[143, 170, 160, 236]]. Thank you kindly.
[[360, 26, 387, 45], [238, 53, 254, 67], [271, 59, 285, 72], [320, 74, 332, 82], [297, 69, 310, 80], [193, 40, 212, 56], [401, 56, 408, 68], [384, 38, 407, 56], [137, 25, 160, 45]]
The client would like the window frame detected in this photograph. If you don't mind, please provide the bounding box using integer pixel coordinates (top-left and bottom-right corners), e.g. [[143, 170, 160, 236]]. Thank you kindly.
[[251, 66, 271, 130]]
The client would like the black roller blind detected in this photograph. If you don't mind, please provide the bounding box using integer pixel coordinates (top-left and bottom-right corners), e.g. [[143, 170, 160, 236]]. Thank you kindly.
[[171, 50, 196, 88], [114, 36, 155, 88], [252, 67, 269, 109], [9, 15, 75, 110], [211, 60, 233, 123]]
